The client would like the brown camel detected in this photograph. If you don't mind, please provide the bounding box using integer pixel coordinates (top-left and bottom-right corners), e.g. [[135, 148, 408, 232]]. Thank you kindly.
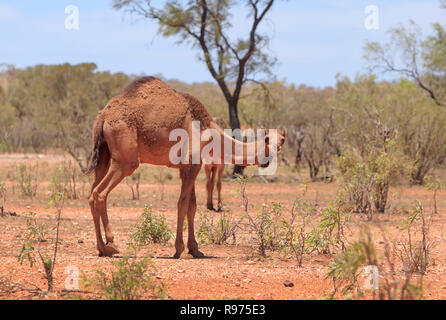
[[87, 76, 286, 258], [204, 127, 287, 211]]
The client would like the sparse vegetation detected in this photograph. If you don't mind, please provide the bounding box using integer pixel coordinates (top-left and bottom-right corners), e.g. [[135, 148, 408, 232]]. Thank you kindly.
[[279, 195, 314, 267], [16, 163, 39, 199], [306, 204, 349, 255], [131, 205, 172, 246], [17, 191, 65, 292], [326, 201, 432, 301], [197, 210, 240, 245], [237, 177, 285, 257], [82, 247, 168, 300], [125, 168, 143, 200]]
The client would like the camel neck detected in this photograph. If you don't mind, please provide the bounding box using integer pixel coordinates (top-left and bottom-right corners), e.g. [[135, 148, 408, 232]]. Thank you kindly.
[[209, 122, 264, 166]]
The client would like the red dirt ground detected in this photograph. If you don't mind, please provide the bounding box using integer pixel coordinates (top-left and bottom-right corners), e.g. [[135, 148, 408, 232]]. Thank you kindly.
[[0, 154, 446, 300]]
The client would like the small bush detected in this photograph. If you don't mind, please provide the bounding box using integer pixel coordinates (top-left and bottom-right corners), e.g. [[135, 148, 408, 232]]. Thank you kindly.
[[83, 248, 167, 300], [197, 210, 239, 245], [49, 160, 82, 200], [280, 196, 314, 267], [17, 192, 65, 292], [337, 140, 411, 219], [306, 205, 349, 255], [326, 224, 426, 300], [424, 175, 443, 214], [131, 205, 172, 245], [326, 226, 377, 299], [17, 163, 39, 199], [125, 168, 142, 200], [396, 201, 433, 274], [237, 176, 285, 257]]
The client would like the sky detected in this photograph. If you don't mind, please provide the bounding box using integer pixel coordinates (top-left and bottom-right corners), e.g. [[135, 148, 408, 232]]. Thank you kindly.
[[0, 0, 445, 87]]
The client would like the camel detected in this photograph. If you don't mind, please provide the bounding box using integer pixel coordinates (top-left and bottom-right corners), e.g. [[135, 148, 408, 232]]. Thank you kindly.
[[87, 76, 286, 258], [204, 125, 287, 211]]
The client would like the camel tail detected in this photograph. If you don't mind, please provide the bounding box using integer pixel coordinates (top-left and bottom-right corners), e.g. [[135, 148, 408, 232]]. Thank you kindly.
[[85, 118, 108, 175]]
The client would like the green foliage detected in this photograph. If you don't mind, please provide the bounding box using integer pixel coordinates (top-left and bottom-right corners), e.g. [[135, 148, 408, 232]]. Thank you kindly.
[[326, 226, 377, 299], [17, 203, 63, 292], [397, 201, 433, 274], [306, 205, 349, 255], [16, 163, 39, 199], [131, 205, 172, 246], [17, 212, 46, 268], [197, 210, 239, 245], [83, 248, 168, 300], [326, 221, 428, 300], [49, 161, 80, 200], [337, 140, 410, 217], [246, 202, 285, 257], [279, 195, 314, 267], [0, 63, 129, 170]]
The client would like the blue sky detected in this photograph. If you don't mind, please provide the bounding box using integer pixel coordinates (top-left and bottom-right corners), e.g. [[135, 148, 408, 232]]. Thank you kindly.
[[1, 0, 445, 87]]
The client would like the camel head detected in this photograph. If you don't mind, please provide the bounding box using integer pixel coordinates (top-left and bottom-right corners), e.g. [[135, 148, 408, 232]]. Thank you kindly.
[[260, 128, 287, 168]]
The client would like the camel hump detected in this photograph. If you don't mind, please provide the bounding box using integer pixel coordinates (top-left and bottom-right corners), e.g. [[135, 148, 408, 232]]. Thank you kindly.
[[178, 92, 213, 128], [122, 76, 166, 96]]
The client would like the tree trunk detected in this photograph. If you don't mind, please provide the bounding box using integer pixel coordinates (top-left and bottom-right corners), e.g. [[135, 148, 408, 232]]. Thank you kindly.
[[228, 100, 245, 177]]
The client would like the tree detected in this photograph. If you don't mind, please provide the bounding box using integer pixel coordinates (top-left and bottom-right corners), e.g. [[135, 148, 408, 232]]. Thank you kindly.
[[364, 2, 446, 106], [2, 63, 129, 170], [112, 0, 277, 175]]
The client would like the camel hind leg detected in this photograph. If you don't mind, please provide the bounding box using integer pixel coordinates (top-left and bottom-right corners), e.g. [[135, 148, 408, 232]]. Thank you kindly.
[[91, 158, 138, 256], [216, 165, 224, 212], [88, 144, 111, 256], [89, 122, 139, 256], [205, 165, 216, 211]]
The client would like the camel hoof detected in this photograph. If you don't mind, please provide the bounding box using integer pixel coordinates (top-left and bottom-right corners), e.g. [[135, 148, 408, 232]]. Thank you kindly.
[[189, 250, 205, 259], [207, 205, 215, 211], [100, 243, 119, 257]]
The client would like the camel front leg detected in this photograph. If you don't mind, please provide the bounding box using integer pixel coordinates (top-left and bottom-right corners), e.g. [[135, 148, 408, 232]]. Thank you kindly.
[[187, 186, 204, 257], [174, 164, 201, 258]]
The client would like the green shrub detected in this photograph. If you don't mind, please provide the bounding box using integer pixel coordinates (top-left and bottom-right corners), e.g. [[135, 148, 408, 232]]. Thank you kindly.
[[280, 196, 314, 267], [197, 211, 239, 245], [306, 205, 349, 255], [337, 140, 411, 218], [83, 248, 167, 300], [17, 191, 64, 292], [326, 224, 426, 300], [131, 205, 172, 245], [17, 163, 39, 199], [245, 202, 285, 257], [396, 201, 433, 274]]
